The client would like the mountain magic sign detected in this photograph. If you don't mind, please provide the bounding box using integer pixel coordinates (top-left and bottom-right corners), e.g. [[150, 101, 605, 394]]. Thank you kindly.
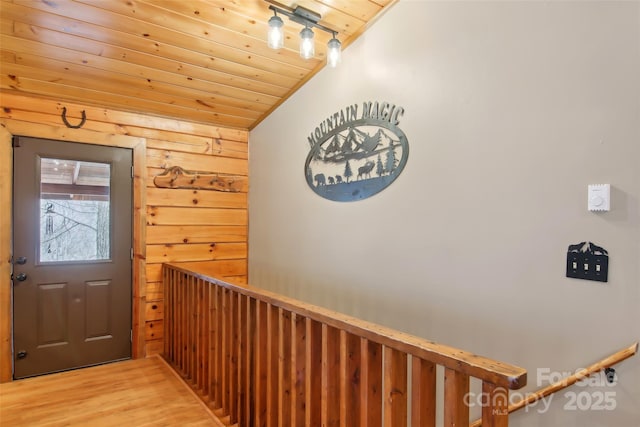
[[304, 101, 409, 202]]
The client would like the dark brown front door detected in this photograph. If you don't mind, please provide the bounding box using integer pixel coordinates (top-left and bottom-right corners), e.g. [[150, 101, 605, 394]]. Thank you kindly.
[[12, 136, 132, 379]]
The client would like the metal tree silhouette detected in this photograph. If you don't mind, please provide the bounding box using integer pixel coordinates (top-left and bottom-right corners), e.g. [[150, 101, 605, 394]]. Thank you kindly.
[[385, 144, 398, 174], [344, 160, 353, 183]]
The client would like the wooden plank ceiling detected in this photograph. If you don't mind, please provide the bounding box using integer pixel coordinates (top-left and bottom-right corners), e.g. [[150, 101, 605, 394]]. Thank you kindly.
[[0, 0, 395, 130]]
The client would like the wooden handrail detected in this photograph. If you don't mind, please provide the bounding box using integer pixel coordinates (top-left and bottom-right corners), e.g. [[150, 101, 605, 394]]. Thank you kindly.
[[470, 342, 638, 427], [166, 262, 526, 389], [162, 262, 528, 426]]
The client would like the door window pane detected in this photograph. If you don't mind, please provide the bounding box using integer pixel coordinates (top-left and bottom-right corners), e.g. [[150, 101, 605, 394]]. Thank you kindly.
[[39, 158, 111, 262]]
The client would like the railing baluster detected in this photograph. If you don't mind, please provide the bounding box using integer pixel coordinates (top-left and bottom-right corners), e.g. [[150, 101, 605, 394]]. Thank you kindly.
[[173, 269, 178, 365], [194, 277, 200, 386], [203, 279, 209, 391], [292, 313, 306, 426], [255, 300, 268, 427], [178, 271, 184, 373], [278, 309, 292, 426], [444, 368, 470, 427], [247, 297, 257, 426], [266, 303, 279, 427], [198, 278, 206, 392], [202, 279, 210, 398], [168, 269, 174, 360], [186, 273, 191, 376], [306, 318, 322, 427], [185, 275, 190, 379], [411, 357, 436, 427], [384, 347, 408, 427], [222, 288, 231, 415], [212, 285, 223, 409], [184, 273, 190, 376], [194, 278, 200, 388], [322, 324, 340, 427], [360, 338, 382, 427], [163, 268, 170, 357], [207, 283, 218, 408], [481, 382, 508, 427], [189, 274, 195, 382], [237, 294, 249, 426], [340, 331, 361, 427], [340, 331, 347, 426], [229, 291, 239, 424], [173, 272, 178, 370]]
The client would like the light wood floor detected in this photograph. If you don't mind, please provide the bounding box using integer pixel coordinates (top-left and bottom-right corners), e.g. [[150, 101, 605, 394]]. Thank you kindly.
[[0, 356, 221, 426]]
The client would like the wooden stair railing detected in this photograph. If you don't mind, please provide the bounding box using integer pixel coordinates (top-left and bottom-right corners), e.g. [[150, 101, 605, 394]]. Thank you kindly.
[[162, 263, 527, 427], [470, 342, 638, 427]]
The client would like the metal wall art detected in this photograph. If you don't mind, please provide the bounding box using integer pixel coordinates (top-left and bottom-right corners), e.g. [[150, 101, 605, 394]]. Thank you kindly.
[[304, 101, 409, 202]]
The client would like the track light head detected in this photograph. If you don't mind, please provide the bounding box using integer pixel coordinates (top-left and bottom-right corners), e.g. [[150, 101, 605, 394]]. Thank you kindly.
[[299, 26, 315, 59], [327, 34, 341, 67], [267, 12, 284, 49]]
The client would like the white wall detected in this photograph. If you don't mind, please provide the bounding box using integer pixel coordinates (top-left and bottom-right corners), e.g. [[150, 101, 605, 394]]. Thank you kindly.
[[249, 1, 640, 426]]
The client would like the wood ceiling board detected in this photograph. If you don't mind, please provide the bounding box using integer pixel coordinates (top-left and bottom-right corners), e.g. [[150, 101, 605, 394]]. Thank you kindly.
[[3, 20, 293, 97], [1, 6, 303, 88], [0, 0, 397, 129], [15, 0, 313, 78], [0, 41, 275, 118]]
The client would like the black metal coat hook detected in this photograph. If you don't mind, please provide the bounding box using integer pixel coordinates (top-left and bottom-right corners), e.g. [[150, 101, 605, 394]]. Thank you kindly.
[[61, 107, 87, 129]]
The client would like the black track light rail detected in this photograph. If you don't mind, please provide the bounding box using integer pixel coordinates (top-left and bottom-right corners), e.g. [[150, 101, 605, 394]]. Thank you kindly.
[[268, 5, 337, 36]]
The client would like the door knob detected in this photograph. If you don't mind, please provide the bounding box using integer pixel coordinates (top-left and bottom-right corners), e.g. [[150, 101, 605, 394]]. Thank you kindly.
[[14, 273, 27, 282], [15, 257, 27, 265]]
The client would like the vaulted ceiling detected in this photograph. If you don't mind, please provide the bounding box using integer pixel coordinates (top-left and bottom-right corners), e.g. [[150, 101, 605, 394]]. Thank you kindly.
[[0, 0, 395, 130]]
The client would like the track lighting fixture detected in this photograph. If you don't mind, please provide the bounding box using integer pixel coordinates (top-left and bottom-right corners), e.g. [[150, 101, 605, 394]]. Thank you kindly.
[[266, 4, 342, 66]]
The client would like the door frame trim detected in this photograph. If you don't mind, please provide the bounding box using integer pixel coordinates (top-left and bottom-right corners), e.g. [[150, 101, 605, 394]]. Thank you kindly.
[[0, 120, 147, 382]]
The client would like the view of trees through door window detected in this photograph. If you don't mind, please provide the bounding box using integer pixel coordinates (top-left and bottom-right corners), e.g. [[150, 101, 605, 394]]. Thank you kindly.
[[39, 158, 111, 262]]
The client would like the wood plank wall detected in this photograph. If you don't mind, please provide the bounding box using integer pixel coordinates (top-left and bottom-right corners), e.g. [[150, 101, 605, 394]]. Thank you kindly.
[[0, 92, 248, 372]]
